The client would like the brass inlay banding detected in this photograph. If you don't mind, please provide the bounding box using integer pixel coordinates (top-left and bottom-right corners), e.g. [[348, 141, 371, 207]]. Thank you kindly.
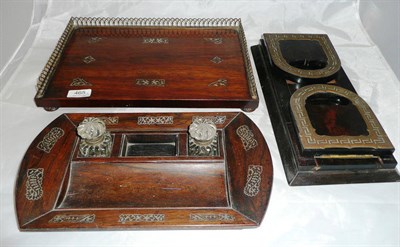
[[264, 33, 341, 79], [290, 84, 394, 150]]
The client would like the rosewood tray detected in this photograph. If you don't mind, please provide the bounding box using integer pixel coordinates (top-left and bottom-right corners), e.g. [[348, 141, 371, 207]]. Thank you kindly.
[[35, 17, 258, 112], [15, 112, 272, 230], [251, 33, 399, 186]]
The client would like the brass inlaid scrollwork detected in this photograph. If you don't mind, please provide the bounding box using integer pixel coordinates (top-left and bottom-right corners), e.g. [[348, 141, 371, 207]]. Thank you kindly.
[[204, 38, 223, 44], [136, 79, 165, 87], [88, 37, 102, 43], [49, 214, 95, 223], [236, 125, 258, 151], [192, 116, 226, 125], [143, 38, 169, 44], [137, 116, 173, 125], [119, 214, 165, 223], [211, 56, 223, 64], [82, 55, 96, 64], [37, 127, 64, 153], [244, 165, 263, 197], [25, 168, 44, 201], [208, 79, 227, 87], [70, 78, 92, 86], [189, 213, 235, 221]]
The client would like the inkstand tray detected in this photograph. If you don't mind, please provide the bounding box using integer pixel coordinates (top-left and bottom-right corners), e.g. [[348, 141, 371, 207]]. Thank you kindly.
[[16, 112, 272, 230], [35, 17, 258, 112]]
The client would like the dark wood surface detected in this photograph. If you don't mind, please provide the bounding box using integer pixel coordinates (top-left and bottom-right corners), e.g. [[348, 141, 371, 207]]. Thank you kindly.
[[35, 25, 258, 111], [251, 36, 399, 186], [15, 112, 272, 230]]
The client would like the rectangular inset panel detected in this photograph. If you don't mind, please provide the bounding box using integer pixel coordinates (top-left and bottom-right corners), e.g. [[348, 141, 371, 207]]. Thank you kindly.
[[121, 134, 178, 157], [58, 162, 228, 208], [314, 155, 383, 170]]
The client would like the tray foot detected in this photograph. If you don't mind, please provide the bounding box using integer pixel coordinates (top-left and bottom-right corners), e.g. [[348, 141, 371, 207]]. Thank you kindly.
[[44, 107, 59, 112]]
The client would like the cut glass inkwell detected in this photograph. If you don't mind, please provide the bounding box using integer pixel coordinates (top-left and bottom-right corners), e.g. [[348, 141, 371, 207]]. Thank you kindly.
[[77, 117, 113, 158], [188, 119, 219, 156]]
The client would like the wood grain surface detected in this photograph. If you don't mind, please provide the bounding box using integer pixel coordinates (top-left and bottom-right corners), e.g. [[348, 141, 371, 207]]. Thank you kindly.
[[15, 112, 272, 230], [35, 26, 258, 111]]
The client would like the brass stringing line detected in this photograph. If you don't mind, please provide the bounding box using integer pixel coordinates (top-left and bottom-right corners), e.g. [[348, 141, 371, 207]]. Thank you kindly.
[[316, 154, 378, 159]]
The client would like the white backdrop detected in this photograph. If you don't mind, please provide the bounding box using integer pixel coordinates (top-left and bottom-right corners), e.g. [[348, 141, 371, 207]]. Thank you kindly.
[[1, 1, 399, 246]]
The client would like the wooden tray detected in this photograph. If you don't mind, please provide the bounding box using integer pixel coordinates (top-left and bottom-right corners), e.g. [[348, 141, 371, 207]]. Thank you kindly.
[[251, 33, 399, 186], [35, 17, 258, 112], [15, 112, 272, 230]]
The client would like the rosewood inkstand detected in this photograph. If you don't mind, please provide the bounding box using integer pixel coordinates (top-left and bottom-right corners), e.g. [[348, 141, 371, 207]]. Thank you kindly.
[[251, 33, 399, 185], [16, 112, 272, 230]]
